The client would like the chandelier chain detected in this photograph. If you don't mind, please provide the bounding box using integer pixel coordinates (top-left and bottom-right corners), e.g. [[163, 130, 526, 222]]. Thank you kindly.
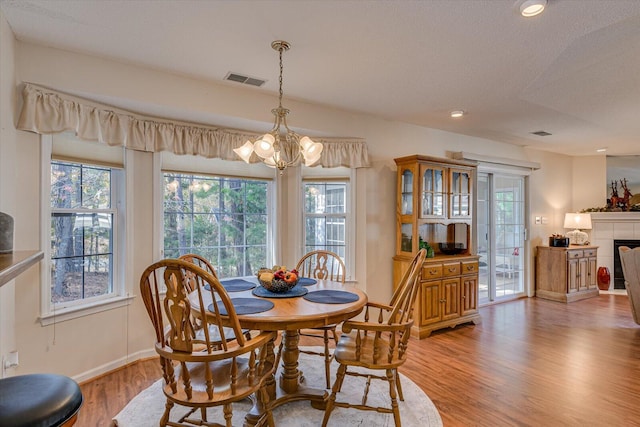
[[278, 45, 284, 109]]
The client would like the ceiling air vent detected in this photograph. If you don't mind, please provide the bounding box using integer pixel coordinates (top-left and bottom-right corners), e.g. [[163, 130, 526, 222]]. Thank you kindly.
[[224, 73, 266, 87], [531, 130, 552, 136]]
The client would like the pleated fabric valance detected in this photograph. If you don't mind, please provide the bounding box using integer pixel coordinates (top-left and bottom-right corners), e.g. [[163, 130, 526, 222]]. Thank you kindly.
[[17, 83, 370, 169]]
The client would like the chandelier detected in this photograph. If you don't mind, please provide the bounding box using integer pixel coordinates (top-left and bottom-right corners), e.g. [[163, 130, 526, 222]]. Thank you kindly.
[[233, 40, 323, 173]]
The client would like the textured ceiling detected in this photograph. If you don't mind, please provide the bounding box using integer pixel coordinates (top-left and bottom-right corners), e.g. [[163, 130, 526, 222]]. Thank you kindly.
[[1, 0, 639, 156]]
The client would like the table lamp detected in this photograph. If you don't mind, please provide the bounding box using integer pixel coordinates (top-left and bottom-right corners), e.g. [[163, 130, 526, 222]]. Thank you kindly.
[[563, 213, 592, 245]]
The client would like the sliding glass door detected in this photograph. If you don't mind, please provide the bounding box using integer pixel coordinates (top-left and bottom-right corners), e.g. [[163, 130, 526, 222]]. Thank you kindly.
[[477, 172, 526, 304]]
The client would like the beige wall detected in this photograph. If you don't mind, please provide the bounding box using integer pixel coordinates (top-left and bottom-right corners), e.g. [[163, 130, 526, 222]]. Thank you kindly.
[[1, 36, 582, 379], [0, 9, 18, 373], [573, 156, 608, 211]]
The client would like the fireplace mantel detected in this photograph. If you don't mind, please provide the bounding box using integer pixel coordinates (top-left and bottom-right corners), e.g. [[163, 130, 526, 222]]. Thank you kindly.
[[590, 212, 640, 222], [590, 213, 640, 290]]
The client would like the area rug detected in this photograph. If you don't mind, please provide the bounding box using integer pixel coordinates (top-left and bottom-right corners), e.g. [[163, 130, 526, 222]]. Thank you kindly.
[[113, 346, 442, 426]]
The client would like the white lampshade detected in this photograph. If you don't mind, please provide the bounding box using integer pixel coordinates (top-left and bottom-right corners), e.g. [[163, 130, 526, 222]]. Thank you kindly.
[[299, 136, 314, 151], [304, 152, 321, 167], [254, 134, 275, 158], [302, 141, 323, 166], [563, 213, 592, 230], [263, 157, 277, 168], [232, 141, 254, 163]]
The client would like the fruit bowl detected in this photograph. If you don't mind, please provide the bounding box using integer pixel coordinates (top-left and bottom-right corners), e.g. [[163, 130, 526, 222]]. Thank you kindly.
[[259, 278, 299, 293], [256, 266, 299, 293]]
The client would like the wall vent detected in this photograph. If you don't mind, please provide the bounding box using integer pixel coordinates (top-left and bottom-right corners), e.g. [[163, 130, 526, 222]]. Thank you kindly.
[[224, 73, 266, 87], [531, 130, 552, 136]]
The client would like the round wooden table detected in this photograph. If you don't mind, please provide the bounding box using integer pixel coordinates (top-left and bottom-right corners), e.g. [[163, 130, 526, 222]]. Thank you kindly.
[[189, 278, 367, 426]]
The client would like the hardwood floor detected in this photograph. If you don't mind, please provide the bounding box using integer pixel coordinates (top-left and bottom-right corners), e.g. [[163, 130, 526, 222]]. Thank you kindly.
[[78, 294, 640, 426]]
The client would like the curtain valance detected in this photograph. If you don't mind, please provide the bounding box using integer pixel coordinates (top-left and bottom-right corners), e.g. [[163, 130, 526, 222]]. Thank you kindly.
[[17, 83, 370, 168]]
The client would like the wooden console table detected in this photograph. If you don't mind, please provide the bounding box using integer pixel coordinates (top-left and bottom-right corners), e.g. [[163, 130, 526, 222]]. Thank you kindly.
[[535, 245, 599, 303], [0, 251, 44, 288]]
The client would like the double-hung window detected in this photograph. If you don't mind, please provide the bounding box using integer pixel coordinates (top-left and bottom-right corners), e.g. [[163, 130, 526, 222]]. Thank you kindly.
[[41, 134, 126, 324], [302, 178, 352, 277]]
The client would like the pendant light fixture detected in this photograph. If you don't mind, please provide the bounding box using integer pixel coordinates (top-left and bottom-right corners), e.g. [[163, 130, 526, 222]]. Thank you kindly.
[[234, 40, 323, 173]]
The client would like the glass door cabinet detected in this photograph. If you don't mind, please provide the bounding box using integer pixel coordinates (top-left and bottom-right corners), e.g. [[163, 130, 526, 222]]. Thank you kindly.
[[393, 155, 480, 338]]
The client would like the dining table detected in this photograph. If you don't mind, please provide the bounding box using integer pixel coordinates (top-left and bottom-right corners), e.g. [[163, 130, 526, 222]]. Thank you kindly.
[[188, 275, 367, 427]]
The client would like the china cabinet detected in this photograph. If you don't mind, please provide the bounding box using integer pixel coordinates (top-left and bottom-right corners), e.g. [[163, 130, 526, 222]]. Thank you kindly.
[[393, 155, 480, 338], [535, 245, 599, 302]]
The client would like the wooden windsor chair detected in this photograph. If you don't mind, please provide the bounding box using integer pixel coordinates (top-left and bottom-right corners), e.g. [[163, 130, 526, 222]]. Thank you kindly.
[[294, 250, 346, 388], [322, 248, 427, 427], [178, 253, 254, 347], [140, 259, 277, 427], [178, 253, 219, 281]]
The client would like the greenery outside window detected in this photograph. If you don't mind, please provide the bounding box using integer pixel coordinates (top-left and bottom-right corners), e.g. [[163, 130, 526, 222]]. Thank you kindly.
[[163, 172, 271, 277], [303, 180, 349, 268], [49, 161, 122, 308]]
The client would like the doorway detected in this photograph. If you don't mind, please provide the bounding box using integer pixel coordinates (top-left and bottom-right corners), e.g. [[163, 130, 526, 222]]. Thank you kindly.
[[477, 173, 526, 304]]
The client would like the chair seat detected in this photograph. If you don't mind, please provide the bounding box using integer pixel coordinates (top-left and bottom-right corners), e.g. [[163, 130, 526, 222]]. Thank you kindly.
[[166, 355, 274, 406], [0, 373, 83, 427], [333, 331, 407, 370]]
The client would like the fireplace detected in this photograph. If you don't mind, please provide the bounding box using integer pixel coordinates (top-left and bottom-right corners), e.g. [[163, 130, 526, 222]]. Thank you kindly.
[[613, 239, 640, 289]]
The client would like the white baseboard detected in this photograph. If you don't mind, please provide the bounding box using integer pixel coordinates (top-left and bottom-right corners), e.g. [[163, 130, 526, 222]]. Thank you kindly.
[[72, 348, 157, 384]]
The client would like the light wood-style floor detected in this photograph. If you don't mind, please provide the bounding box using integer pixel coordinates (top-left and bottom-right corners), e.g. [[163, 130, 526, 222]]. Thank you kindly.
[[78, 294, 640, 426]]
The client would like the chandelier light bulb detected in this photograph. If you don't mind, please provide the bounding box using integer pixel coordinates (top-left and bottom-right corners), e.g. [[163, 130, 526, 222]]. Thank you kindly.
[[254, 136, 275, 158]]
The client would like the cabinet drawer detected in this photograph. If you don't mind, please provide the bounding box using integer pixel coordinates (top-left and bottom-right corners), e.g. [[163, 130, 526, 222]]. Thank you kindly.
[[567, 250, 583, 259], [422, 264, 443, 280], [461, 261, 479, 275], [443, 262, 461, 277], [584, 249, 597, 257]]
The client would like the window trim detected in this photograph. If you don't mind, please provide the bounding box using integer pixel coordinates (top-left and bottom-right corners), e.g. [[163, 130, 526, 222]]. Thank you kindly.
[[301, 169, 356, 281], [39, 135, 129, 325], [157, 156, 276, 274]]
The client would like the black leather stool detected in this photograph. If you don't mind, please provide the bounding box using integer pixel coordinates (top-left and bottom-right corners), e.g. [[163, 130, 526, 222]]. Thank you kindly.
[[0, 373, 83, 426]]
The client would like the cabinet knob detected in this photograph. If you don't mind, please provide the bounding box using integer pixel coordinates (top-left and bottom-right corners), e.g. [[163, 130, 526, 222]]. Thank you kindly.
[[439, 298, 446, 303], [448, 267, 456, 272], [466, 265, 473, 270], [461, 295, 466, 299]]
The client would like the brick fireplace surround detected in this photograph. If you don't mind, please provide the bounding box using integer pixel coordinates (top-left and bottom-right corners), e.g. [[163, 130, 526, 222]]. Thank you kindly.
[[590, 212, 640, 290]]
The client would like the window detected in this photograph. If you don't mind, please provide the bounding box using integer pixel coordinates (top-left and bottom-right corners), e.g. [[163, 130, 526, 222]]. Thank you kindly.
[[49, 161, 122, 307], [303, 180, 348, 262], [163, 172, 271, 277]]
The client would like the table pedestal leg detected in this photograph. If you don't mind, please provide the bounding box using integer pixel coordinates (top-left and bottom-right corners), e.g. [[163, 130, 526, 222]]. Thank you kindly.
[[244, 330, 328, 426], [279, 330, 300, 393]]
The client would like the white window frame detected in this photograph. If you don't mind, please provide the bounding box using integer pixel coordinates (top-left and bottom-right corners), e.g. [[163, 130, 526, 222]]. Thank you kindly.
[[301, 168, 356, 281], [39, 135, 131, 326], [155, 153, 276, 272]]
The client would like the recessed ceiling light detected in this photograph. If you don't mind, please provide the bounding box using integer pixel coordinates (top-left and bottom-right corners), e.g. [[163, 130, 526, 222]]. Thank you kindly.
[[596, 148, 607, 153], [450, 110, 465, 118], [519, 0, 547, 17]]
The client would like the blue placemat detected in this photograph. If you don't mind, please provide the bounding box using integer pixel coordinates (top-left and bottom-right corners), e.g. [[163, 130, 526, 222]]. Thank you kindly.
[[298, 277, 318, 286], [208, 298, 274, 315], [221, 279, 257, 292], [204, 279, 257, 292], [303, 290, 359, 304], [252, 284, 309, 298]]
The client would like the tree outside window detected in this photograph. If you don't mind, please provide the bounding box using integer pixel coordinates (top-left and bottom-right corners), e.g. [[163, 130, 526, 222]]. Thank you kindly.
[[50, 161, 116, 304], [303, 181, 347, 262], [163, 173, 269, 277]]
